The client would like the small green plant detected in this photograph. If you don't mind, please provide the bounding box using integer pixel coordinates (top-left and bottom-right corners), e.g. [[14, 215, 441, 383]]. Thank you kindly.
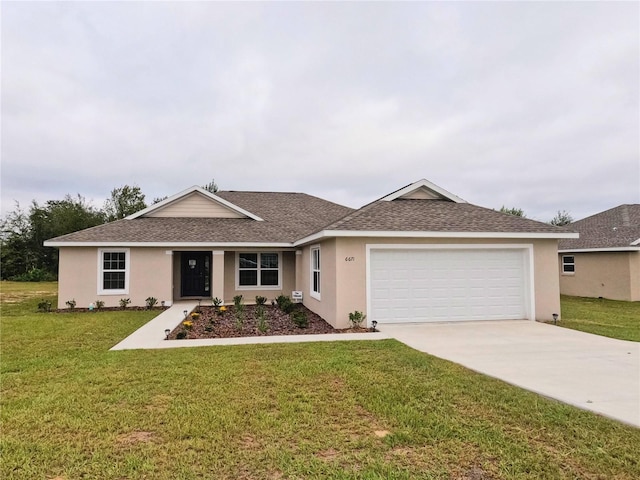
[[348, 311, 367, 328], [37, 299, 52, 312], [233, 295, 244, 308], [212, 297, 223, 308], [255, 295, 267, 306], [256, 304, 268, 333], [94, 300, 105, 310], [65, 299, 76, 310], [291, 310, 308, 328], [276, 295, 294, 314], [119, 298, 131, 309], [145, 296, 158, 309], [234, 304, 245, 331], [176, 331, 187, 339]]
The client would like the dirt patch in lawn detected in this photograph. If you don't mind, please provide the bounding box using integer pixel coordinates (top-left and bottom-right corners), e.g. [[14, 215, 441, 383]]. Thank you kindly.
[[116, 431, 155, 445], [167, 305, 373, 339]]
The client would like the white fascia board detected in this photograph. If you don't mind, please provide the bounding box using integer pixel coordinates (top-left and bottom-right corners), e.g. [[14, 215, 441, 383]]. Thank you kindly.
[[379, 179, 467, 203], [125, 186, 264, 221], [558, 247, 640, 253], [294, 230, 579, 246], [43, 241, 293, 248]]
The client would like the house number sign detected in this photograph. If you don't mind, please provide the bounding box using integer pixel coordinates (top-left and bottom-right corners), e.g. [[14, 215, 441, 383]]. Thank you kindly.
[[345, 257, 355, 262]]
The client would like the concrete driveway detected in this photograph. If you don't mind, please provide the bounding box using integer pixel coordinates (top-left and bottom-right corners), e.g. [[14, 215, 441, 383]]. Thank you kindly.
[[377, 320, 640, 427]]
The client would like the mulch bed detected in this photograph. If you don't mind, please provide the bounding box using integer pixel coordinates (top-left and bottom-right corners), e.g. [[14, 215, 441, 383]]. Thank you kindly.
[[168, 304, 373, 340], [54, 306, 168, 314]]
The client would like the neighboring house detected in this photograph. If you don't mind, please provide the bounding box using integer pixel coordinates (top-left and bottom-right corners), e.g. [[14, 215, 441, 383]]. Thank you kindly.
[[558, 204, 640, 301], [44, 179, 577, 328]]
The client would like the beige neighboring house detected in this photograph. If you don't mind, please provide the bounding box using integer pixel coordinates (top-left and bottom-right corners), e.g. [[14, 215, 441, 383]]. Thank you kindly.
[[44, 179, 577, 328], [558, 204, 640, 302]]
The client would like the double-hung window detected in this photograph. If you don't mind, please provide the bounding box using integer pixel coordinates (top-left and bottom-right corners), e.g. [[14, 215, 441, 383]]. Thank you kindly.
[[237, 252, 280, 289], [562, 255, 575, 274], [311, 246, 321, 299], [98, 249, 129, 294]]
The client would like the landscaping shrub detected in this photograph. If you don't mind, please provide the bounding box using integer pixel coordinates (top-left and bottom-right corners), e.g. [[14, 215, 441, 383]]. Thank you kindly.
[[291, 310, 308, 328], [348, 311, 367, 328], [276, 295, 295, 314], [255, 295, 267, 306], [119, 298, 131, 309], [65, 299, 76, 310], [37, 299, 52, 312], [145, 296, 158, 309]]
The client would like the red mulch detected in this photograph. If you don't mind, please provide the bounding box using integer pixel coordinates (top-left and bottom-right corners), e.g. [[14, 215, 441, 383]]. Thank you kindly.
[[168, 304, 372, 339]]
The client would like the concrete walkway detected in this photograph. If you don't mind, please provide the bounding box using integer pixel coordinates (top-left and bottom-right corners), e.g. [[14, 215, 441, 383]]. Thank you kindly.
[[376, 320, 640, 427], [110, 303, 390, 351]]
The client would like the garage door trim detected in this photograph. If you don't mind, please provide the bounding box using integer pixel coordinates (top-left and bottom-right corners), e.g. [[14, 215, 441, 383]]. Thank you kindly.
[[366, 244, 535, 325]]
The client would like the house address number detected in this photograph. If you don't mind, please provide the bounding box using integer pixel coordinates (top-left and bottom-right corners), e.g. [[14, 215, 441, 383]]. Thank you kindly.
[[345, 256, 355, 262]]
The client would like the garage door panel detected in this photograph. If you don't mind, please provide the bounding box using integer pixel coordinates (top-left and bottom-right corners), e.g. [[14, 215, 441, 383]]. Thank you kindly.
[[370, 248, 528, 323]]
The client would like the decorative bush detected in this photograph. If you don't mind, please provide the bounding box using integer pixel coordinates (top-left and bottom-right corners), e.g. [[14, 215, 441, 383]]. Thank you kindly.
[[182, 320, 193, 330], [94, 300, 105, 310], [276, 295, 294, 314], [255, 296, 267, 306], [348, 311, 367, 328], [176, 331, 187, 340], [212, 297, 223, 308], [233, 295, 243, 308], [256, 305, 268, 333], [145, 297, 158, 309], [37, 299, 52, 312], [65, 299, 77, 310], [291, 310, 308, 328], [119, 298, 131, 309]]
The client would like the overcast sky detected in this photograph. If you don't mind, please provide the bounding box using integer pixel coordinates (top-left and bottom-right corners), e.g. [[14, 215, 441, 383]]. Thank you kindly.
[[2, 1, 638, 223]]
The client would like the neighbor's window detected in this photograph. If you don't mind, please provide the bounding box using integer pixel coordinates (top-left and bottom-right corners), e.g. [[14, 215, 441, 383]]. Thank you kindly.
[[98, 249, 129, 294], [562, 255, 575, 274], [237, 252, 280, 288], [311, 246, 321, 299]]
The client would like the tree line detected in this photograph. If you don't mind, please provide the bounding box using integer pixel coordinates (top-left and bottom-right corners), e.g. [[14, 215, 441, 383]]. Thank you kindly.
[[1, 180, 218, 281]]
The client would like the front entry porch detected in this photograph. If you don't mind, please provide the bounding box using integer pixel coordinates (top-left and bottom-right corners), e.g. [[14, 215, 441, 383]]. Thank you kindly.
[[173, 250, 225, 302]]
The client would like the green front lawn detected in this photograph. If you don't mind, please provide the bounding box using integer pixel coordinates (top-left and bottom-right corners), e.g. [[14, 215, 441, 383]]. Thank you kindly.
[[560, 295, 640, 342], [1, 283, 639, 479]]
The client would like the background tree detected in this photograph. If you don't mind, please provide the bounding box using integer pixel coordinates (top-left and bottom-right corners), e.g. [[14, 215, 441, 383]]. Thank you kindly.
[[549, 210, 573, 226], [103, 185, 147, 221], [499, 206, 526, 218], [201, 178, 219, 193], [1, 195, 104, 280]]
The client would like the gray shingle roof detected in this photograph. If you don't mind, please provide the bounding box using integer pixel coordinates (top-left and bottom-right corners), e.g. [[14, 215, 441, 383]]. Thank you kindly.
[[47, 192, 354, 244], [46, 190, 574, 245], [323, 199, 572, 234], [559, 204, 640, 250]]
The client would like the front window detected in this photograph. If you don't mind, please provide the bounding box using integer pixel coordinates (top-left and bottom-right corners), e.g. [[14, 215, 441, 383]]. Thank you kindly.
[[237, 252, 280, 288], [98, 249, 129, 294], [311, 246, 321, 299], [562, 255, 575, 274]]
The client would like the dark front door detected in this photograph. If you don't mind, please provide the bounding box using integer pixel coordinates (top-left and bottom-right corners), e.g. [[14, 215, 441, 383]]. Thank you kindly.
[[181, 252, 211, 297]]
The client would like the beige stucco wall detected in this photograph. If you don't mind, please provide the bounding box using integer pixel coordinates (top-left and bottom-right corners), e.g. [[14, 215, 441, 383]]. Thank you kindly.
[[300, 237, 561, 328], [222, 250, 296, 304], [300, 239, 338, 324], [559, 252, 639, 301], [57, 247, 173, 309]]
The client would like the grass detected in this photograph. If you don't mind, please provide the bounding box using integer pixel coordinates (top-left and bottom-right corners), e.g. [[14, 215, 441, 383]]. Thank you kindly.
[[1, 282, 640, 479], [560, 295, 640, 341]]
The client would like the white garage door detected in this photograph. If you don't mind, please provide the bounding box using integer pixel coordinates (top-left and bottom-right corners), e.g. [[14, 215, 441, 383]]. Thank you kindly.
[[369, 248, 529, 323]]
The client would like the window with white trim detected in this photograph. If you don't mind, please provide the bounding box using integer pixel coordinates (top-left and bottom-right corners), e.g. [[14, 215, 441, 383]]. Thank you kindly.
[[311, 246, 321, 299], [98, 249, 129, 294], [562, 255, 575, 274], [237, 252, 281, 288]]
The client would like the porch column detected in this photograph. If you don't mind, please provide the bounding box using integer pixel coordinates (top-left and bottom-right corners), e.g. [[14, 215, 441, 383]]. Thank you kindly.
[[211, 250, 225, 302], [295, 250, 303, 291]]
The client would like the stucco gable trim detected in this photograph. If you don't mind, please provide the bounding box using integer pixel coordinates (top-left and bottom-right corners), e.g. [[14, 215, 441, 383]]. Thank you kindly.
[[379, 179, 467, 203], [558, 247, 640, 253], [294, 230, 579, 246], [126, 186, 264, 221], [43, 241, 293, 248]]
